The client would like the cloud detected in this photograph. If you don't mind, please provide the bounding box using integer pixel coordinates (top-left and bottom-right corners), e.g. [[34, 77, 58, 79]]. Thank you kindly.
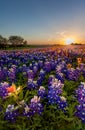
[[55, 31, 67, 38], [48, 31, 67, 42]]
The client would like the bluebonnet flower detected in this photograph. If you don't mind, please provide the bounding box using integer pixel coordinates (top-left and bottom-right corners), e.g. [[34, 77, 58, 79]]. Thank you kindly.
[[75, 104, 85, 123], [33, 65, 38, 74], [37, 70, 45, 86], [56, 73, 64, 83], [38, 86, 46, 98], [48, 75, 55, 85], [38, 60, 43, 68], [23, 105, 31, 118], [48, 78, 64, 104], [48, 78, 64, 90], [83, 70, 85, 78], [29, 64, 33, 70], [16, 100, 31, 118], [50, 61, 56, 70], [0, 69, 5, 82], [75, 82, 85, 123], [8, 68, 16, 83], [48, 90, 60, 105], [27, 69, 34, 79], [56, 65, 62, 73], [22, 64, 28, 76], [75, 82, 85, 103], [47, 78, 68, 112], [0, 82, 9, 99], [65, 68, 80, 81], [3, 67, 8, 77], [11, 65, 17, 72], [57, 57, 62, 63], [44, 61, 51, 72], [29, 96, 44, 115], [57, 96, 68, 112], [39, 69, 45, 79], [79, 63, 85, 70], [4, 104, 19, 122], [37, 76, 44, 86], [27, 79, 38, 90]]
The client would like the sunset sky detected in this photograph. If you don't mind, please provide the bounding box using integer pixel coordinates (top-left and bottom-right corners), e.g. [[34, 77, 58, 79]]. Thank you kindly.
[[0, 0, 85, 44]]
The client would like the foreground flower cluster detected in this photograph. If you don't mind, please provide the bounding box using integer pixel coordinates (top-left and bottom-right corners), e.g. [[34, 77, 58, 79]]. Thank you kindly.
[[0, 80, 85, 123], [48, 77, 68, 112], [0, 79, 68, 122], [5, 95, 44, 122], [0, 47, 85, 126], [75, 82, 85, 123]]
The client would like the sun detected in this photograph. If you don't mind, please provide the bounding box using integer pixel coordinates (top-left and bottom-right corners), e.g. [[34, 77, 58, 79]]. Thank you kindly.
[[65, 38, 75, 45]]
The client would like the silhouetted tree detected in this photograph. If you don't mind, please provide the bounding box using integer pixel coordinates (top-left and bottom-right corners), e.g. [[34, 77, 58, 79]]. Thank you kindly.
[[9, 36, 24, 47], [23, 40, 28, 45], [0, 35, 8, 49]]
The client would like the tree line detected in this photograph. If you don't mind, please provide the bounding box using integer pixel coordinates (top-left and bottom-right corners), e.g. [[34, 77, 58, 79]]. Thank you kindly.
[[0, 35, 28, 49]]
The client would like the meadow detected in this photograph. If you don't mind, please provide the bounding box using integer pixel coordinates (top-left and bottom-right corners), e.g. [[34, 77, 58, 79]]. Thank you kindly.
[[0, 45, 85, 130]]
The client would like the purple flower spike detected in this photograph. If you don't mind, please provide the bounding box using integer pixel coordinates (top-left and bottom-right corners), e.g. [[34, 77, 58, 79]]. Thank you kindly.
[[0, 82, 9, 99], [38, 86, 46, 98], [29, 96, 44, 115], [4, 104, 19, 122], [75, 82, 85, 123]]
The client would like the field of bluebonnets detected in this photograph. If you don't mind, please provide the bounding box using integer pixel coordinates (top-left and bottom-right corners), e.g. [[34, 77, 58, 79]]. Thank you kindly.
[[0, 45, 85, 130]]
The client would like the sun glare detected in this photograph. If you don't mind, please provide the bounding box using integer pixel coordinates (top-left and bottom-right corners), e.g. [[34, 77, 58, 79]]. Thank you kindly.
[[65, 38, 75, 45]]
